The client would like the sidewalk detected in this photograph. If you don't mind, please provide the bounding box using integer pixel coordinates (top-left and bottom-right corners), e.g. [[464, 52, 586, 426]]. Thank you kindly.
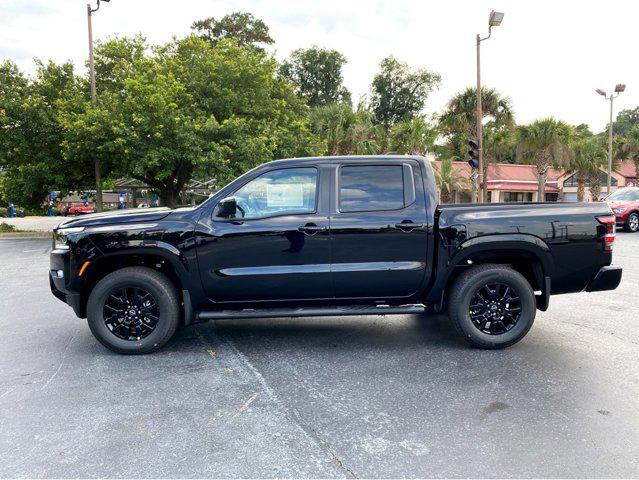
[[0, 216, 64, 232]]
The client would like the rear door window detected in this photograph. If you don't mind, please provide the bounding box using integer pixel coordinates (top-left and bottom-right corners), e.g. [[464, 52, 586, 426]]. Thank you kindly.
[[339, 165, 405, 212]]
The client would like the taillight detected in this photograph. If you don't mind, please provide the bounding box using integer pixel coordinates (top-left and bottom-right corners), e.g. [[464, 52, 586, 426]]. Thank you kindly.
[[596, 215, 616, 251]]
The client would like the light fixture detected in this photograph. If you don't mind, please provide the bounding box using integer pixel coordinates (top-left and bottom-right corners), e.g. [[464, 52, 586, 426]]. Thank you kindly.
[[596, 88, 606, 96], [488, 11, 504, 27]]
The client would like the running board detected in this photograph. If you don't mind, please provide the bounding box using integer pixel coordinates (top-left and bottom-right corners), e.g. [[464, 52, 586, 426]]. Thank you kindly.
[[196, 304, 426, 321]]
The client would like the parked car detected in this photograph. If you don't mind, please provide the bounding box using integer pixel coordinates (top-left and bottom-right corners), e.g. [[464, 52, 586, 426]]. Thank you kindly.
[[606, 186, 639, 232], [63, 203, 95, 216], [50, 155, 622, 354]]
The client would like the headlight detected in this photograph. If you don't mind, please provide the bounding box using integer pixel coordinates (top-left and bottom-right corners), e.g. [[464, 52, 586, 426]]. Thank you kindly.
[[53, 226, 85, 250], [612, 207, 627, 214]]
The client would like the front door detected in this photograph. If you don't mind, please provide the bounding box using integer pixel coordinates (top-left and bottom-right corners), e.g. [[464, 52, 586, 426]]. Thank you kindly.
[[329, 161, 429, 299], [195, 165, 333, 303]]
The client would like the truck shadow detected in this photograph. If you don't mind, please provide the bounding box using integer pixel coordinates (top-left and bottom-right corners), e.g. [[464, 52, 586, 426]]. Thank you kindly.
[[171, 312, 468, 353]]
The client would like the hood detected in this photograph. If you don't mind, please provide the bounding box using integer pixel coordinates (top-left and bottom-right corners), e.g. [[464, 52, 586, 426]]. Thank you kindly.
[[56, 207, 173, 230]]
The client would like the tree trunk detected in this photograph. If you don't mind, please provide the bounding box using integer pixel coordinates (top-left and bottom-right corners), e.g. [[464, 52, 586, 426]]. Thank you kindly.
[[537, 167, 547, 202], [590, 172, 601, 201], [576, 171, 585, 202]]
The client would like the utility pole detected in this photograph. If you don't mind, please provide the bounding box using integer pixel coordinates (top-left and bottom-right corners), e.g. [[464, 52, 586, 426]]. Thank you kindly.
[[475, 11, 504, 203], [475, 33, 483, 202], [87, 0, 109, 212], [596, 84, 626, 196]]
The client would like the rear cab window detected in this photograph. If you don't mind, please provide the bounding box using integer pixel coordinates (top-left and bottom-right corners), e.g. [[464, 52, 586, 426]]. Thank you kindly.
[[339, 164, 414, 212]]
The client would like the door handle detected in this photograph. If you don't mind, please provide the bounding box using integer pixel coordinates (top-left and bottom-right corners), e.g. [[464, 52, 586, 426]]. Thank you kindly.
[[298, 223, 327, 235], [394, 221, 423, 231]]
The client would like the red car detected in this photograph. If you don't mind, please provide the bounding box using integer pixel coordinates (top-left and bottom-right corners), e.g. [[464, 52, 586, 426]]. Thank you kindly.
[[607, 187, 639, 232], [63, 203, 95, 216]]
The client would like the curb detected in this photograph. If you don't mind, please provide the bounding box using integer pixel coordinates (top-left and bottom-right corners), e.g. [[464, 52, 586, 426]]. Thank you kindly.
[[0, 231, 52, 239]]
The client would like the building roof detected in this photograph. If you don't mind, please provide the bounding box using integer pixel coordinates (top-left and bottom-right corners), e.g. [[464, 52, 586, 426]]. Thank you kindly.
[[615, 159, 637, 179], [431, 160, 561, 192]]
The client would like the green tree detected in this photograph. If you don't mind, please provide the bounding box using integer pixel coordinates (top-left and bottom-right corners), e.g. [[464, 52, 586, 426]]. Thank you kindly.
[[66, 36, 321, 207], [388, 116, 437, 156], [438, 87, 515, 196], [308, 102, 385, 155], [279, 47, 351, 107], [369, 56, 440, 128], [618, 125, 639, 180], [569, 136, 606, 201], [434, 158, 470, 203], [516, 118, 574, 200], [191, 12, 273, 51], [0, 60, 90, 209], [610, 107, 639, 138]]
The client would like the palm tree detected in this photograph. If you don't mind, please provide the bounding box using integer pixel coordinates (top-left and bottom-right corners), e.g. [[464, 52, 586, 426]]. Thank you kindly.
[[439, 87, 515, 196], [516, 118, 574, 200], [308, 102, 356, 155], [308, 102, 387, 156], [569, 137, 606, 201], [388, 116, 438, 155], [619, 125, 639, 179], [434, 158, 470, 203]]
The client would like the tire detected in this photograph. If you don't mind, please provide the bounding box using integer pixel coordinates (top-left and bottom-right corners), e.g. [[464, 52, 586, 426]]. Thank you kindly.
[[625, 212, 639, 232], [447, 264, 536, 349], [87, 267, 180, 354]]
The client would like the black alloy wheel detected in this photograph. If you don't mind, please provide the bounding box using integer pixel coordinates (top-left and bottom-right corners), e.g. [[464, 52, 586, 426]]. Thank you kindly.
[[447, 264, 536, 349], [87, 266, 180, 354], [103, 286, 160, 341], [469, 283, 522, 335]]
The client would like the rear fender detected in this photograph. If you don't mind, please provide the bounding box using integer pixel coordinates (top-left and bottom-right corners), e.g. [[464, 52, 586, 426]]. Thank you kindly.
[[426, 234, 554, 310]]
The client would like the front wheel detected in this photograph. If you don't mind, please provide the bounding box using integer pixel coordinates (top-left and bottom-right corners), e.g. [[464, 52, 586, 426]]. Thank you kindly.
[[625, 212, 639, 232], [447, 264, 536, 349], [86, 267, 180, 354]]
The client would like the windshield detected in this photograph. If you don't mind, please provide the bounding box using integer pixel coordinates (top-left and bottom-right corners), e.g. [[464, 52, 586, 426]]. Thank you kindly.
[[607, 189, 639, 201]]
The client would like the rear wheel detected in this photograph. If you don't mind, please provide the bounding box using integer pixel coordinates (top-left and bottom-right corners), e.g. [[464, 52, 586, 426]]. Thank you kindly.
[[447, 264, 536, 349], [87, 267, 180, 354], [625, 212, 639, 232]]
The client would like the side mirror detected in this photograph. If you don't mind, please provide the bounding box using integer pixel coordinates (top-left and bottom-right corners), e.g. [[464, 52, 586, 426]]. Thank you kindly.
[[216, 196, 237, 218]]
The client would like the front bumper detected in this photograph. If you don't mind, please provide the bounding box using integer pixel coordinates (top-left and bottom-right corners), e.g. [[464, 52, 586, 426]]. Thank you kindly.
[[586, 266, 623, 292], [50, 248, 85, 318]]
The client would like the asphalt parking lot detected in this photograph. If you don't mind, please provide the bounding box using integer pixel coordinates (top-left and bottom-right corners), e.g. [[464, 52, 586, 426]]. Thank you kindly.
[[1, 234, 638, 478]]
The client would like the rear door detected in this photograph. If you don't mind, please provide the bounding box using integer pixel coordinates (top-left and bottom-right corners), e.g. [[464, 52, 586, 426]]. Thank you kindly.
[[329, 160, 429, 299]]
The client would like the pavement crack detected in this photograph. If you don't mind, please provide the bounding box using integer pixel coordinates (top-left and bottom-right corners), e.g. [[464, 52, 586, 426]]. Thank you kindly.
[[209, 324, 358, 478], [40, 332, 75, 391]]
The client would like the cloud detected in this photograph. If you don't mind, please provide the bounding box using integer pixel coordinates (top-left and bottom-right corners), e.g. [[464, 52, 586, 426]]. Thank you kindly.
[[0, 0, 635, 133]]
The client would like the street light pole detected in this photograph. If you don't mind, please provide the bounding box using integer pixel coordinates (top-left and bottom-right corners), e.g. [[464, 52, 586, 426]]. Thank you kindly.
[[87, 0, 109, 212], [596, 84, 625, 196], [607, 94, 614, 195], [475, 11, 504, 203]]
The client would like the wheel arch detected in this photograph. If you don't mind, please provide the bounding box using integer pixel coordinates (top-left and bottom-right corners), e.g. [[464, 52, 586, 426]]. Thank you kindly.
[[76, 244, 194, 323], [427, 234, 554, 312]]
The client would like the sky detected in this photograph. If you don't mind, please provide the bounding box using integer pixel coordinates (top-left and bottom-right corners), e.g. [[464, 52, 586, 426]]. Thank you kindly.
[[1, 0, 636, 133]]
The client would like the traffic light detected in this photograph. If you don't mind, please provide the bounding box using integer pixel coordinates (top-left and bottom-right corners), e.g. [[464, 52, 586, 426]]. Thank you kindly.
[[467, 139, 480, 169]]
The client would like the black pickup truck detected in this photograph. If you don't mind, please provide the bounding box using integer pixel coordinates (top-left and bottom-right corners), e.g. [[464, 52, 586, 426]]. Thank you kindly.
[[50, 155, 622, 354]]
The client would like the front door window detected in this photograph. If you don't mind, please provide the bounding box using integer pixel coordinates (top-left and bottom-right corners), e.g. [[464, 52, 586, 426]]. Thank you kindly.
[[233, 168, 317, 219]]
